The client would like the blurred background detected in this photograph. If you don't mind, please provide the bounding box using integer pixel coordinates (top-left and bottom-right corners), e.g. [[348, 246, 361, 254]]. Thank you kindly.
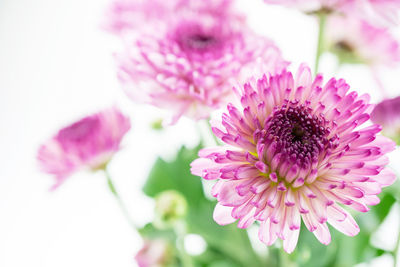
[[0, 0, 400, 266]]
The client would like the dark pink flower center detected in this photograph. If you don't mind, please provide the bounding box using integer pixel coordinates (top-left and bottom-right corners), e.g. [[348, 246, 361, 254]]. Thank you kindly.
[[184, 33, 217, 50], [178, 32, 220, 53], [173, 22, 224, 54], [262, 104, 338, 169], [57, 116, 99, 143]]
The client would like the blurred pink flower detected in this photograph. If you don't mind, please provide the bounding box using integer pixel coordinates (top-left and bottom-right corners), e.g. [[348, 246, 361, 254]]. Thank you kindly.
[[371, 96, 400, 142], [135, 239, 172, 267], [191, 64, 396, 253], [105, 0, 183, 34], [37, 108, 131, 188], [326, 15, 400, 66], [105, 0, 235, 34], [264, 0, 400, 26], [116, 2, 288, 123]]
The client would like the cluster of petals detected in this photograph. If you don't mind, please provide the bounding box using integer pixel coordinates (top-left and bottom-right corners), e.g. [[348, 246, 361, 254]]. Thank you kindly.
[[371, 96, 400, 139], [325, 15, 400, 66], [264, 0, 400, 26], [191, 64, 396, 253], [116, 0, 288, 123], [37, 108, 131, 188]]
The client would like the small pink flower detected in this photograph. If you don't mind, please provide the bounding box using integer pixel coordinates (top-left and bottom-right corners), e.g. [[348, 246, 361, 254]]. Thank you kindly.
[[191, 64, 396, 253], [135, 239, 172, 267], [264, 0, 400, 26], [116, 2, 288, 123], [37, 108, 131, 188], [371, 96, 400, 142], [326, 15, 400, 66]]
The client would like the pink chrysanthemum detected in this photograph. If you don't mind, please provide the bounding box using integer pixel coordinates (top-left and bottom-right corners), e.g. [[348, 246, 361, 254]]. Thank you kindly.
[[326, 15, 400, 66], [191, 64, 396, 253], [117, 3, 287, 123], [371, 96, 400, 142], [37, 108, 131, 188], [264, 0, 400, 26]]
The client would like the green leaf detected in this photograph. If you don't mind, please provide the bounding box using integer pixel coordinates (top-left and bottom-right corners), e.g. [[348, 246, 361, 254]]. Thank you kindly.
[[143, 144, 204, 207], [371, 193, 396, 222], [138, 223, 176, 242]]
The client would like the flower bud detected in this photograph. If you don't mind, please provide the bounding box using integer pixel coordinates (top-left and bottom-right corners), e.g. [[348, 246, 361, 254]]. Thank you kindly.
[[154, 190, 188, 228], [135, 239, 174, 267]]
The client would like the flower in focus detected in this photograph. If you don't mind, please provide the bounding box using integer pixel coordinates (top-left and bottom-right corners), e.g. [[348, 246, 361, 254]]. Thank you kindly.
[[325, 15, 400, 66], [116, 0, 288, 123], [37, 108, 131, 188], [264, 0, 400, 26], [371, 96, 400, 144], [191, 64, 396, 253], [135, 239, 173, 267]]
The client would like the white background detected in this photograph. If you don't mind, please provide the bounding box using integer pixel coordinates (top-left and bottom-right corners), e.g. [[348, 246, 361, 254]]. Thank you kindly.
[[0, 0, 400, 266]]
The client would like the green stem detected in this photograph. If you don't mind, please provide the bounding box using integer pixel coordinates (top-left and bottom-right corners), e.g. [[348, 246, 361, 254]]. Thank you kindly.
[[393, 208, 400, 267], [315, 13, 327, 75], [174, 222, 194, 267], [103, 168, 138, 231]]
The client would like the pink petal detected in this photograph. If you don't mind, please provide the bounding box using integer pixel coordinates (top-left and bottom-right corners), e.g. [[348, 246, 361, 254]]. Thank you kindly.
[[217, 180, 251, 206], [237, 208, 256, 229], [327, 204, 347, 222], [259, 219, 278, 246], [328, 210, 360, 237], [376, 168, 397, 187], [213, 203, 236, 226], [283, 227, 300, 254], [313, 223, 331, 245]]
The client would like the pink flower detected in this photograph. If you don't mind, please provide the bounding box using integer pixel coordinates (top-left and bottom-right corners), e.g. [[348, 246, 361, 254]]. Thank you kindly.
[[191, 64, 396, 253], [344, 0, 400, 27], [264, 0, 400, 26], [105, 0, 184, 34], [37, 108, 131, 188], [326, 15, 400, 66], [371, 96, 400, 142], [105, 0, 236, 34], [135, 239, 172, 267], [117, 2, 288, 123]]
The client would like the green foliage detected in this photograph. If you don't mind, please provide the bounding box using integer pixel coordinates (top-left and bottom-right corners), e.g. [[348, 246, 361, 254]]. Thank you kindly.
[[143, 144, 264, 267], [139, 223, 176, 242], [373, 192, 396, 222], [143, 145, 204, 207]]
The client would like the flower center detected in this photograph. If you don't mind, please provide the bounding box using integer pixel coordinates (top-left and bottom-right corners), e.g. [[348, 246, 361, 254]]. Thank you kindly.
[[57, 116, 99, 143], [185, 33, 216, 50], [334, 40, 354, 53], [263, 104, 333, 169], [173, 23, 222, 54]]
